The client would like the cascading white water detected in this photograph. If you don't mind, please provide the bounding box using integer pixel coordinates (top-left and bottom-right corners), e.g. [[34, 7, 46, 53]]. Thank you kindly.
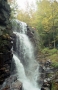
[[13, 55, 39, 90], [12, 19, 40, 90]]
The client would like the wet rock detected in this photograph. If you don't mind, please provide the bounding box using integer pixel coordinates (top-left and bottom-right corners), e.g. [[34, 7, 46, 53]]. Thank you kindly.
[[0, 0, 12, 35], [55, 79, 58, 83], [27, 26, 39, 47], [11, 80, 22, 90], [0, 0, 13, 86], [0, 75, 22, 90]]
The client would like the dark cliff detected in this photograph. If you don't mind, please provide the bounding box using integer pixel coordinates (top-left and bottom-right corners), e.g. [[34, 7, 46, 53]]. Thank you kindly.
[[0, 0, 13, 84]]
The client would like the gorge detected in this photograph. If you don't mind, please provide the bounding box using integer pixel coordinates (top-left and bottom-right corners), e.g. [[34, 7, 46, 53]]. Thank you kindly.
[[0, 0, 40, 90], [0, 3, 40, 89], [0, 1, 58, 90]]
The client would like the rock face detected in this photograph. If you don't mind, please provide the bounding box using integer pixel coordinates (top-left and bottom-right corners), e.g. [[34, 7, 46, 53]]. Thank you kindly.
[[27, 26, 39, 47], [39, 60, 56, 90], [0, 75, 22, 90], [27, 26, 39, 57], [0, 0, 11, 25], [0, 35, 13, 84], [0, 0, 12, 36], [0, 0, 13, 85]]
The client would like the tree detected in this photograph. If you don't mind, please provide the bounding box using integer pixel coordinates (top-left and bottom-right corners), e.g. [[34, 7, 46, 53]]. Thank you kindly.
[[36, 0, 58, 48], [17, 1, 37, 27], [8, 0, 18, 18]]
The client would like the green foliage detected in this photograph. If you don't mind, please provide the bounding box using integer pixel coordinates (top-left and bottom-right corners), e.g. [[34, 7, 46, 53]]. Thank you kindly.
[[41, 47, 58, 68], [8, 0, 18, 19], [49, 49, 58, 54], [49, 53, 58, 68], [52, 61, 58, 68], [41, 48, 57, 54], [41, 47, 49, 54], [36, 0, 58, 48]]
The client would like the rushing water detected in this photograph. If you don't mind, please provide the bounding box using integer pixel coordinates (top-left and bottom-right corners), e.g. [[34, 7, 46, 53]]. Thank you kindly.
[[12, 20, 40, 90]]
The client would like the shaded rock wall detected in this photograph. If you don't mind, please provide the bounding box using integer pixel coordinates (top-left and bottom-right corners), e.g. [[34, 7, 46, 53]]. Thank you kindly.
[[0, 0, 11, 26], [0, 1, 23, 89], [0, 0, 13, 84], [27, 26, 39, 57]]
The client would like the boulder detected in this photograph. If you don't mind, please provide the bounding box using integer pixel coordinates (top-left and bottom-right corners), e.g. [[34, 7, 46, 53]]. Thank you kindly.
[[0, 75, 22, 90], [11, 80, 22, 90]]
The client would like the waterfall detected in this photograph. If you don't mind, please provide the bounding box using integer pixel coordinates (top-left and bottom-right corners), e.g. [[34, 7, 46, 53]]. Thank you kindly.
[[12, 19, 40, 90]]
